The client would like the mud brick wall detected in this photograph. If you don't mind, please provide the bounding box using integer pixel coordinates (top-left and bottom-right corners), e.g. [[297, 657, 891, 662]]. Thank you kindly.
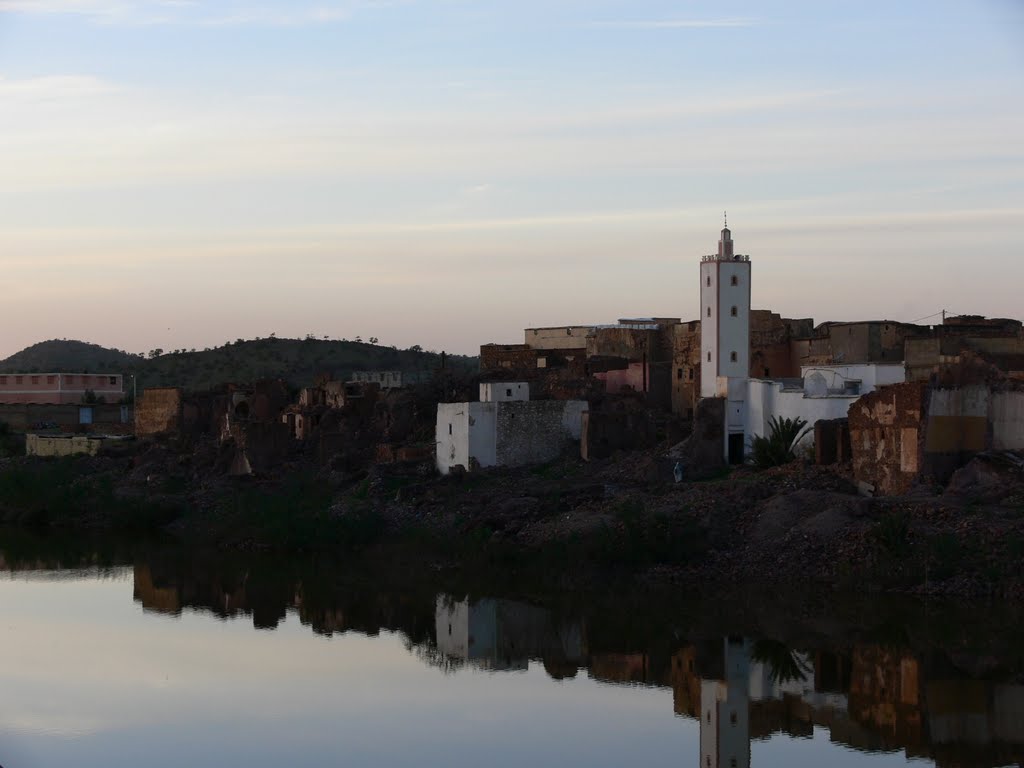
[[849, 382, 928, 495], [814, 418, 851, 465], [480, 344, 539, 376], [135, 388, 183, 436]]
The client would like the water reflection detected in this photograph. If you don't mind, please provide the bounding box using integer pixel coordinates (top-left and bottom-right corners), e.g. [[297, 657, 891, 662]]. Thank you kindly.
[[127, 558, 1024, 767], [2, 535, 1024, 768]]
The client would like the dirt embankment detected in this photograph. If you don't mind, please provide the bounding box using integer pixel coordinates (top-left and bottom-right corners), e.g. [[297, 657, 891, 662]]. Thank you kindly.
[[2, 440, 1023, 598]]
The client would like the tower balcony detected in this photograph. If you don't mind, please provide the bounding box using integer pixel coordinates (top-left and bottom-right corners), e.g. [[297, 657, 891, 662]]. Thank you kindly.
[[702, 253, 750, 262]]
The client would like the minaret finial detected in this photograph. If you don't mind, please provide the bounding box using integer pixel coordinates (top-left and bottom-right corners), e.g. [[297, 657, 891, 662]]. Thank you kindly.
[[724, 210, 728, 228]]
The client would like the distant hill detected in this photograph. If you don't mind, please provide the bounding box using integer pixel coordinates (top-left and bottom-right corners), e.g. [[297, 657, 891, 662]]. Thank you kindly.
[[0, 340, 139, 374], [0, 338, 477, 394]]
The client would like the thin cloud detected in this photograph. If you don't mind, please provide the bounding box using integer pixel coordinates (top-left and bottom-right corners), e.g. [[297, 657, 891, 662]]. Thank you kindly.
[[588, 17, 758, 30], [0, 0, 373, 26]]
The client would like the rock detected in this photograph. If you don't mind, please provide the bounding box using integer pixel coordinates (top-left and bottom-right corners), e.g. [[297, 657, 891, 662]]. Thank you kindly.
[[753, 491, 869, 544]]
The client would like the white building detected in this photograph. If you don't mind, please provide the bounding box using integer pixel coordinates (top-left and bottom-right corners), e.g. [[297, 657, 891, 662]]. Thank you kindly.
[[349, 370, 404, 389], [746, 363, 906, 451], [479, 381, 530, 402], [435, 382, 586, 474], [434, 595, 586, 672], [699, 221, 753, 463], [696, 222, 906, 462]]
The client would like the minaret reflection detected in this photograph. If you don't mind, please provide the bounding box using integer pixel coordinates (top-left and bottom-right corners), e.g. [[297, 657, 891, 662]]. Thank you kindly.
[[700, 637, 752, 768]]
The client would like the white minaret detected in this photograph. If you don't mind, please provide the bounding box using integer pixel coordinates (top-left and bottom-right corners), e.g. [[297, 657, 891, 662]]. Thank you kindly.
[[700, 215, 751, 399]]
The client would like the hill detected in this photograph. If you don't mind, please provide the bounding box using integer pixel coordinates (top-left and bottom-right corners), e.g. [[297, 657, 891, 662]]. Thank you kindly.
[[0, 338, 477, 394], [0, 340, 139, 374]]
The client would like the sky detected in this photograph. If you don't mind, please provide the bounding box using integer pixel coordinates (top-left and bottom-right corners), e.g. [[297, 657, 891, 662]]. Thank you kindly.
[[0, 0, 1021, 356]]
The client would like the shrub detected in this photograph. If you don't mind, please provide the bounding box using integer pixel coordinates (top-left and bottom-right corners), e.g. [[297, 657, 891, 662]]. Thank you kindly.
[[747, 416, 810, 469]]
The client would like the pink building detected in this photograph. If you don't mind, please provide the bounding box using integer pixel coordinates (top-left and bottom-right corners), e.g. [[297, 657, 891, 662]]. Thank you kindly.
[[0, 373, 125, 405]]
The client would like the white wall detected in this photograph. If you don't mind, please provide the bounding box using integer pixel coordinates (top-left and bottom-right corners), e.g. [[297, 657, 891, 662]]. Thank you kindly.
[[718, 261, 751, 382], [435, 596, 469, 659], [480, 382, 530, 402], [560, 400, 587, 440], [436, 403, 470, 474], [800, 363, 905, 394], [747, 379, 857, 449], [991, 392, 1024, 450], [700, 261, 718, 398], [468, 402, 497, 468]]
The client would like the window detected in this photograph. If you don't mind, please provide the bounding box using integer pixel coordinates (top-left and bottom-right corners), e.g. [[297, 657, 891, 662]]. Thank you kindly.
[[730, 712, 738, 725], [109, 376, 117, 386], [506, 388, 512, 397], [706, 306, 711, 317], [731, 306, 737, 317], [47, 375, 56, 384], [15, 376, 23, 384], [707, 351, 711, 362], [731, 275, 738, 286], [689, 368, 694, 380], [0, 376, 6, 385], [31, 376, 39, 385], [566, 328, 572, 335], [764, 367, 771, 377], [677, 368, 683, 381], [706, 276, 711, 287], [730, 351, 738, 362], [448, 424, 453, 436]]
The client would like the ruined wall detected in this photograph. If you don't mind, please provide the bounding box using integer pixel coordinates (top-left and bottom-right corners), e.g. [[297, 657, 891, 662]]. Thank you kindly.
[[848, 382, 928, 495], [135, 387, 183, 437], [814, 418, 851, 465], [480, 344, 538, 376], [26, 434, 108, 457], [525, 326, 593, 350], [674, 397, 725, 470], [586, 327, 661, 362], [0, 403, 129, 433], [227, 421, 292, 476], [581, 405, 656, 461], [494, 400, 585, 467], [671, 322, 702, 418]]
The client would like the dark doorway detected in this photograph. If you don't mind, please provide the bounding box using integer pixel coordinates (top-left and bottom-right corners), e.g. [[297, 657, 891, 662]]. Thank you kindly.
[[728, 433, 745, 465]]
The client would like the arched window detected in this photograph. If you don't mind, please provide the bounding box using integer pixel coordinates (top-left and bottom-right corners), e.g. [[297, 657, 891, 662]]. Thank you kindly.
[[707, 351, 711, 362], [731, 275, 738, 286], [730, 351, 738, 362], [706, 276, 711, 287], [731, 306, 738, 317], [706, 306, 711, 317]]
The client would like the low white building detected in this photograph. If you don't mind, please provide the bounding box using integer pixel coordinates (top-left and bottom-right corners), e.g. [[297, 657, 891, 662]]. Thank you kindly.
[[435, 382, 586, 474], [746, 363, 906, 450], [349, 370, 404, 389]]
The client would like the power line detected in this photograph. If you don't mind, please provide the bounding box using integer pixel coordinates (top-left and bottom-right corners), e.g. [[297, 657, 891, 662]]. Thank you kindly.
[[909, 309, 964, 324]]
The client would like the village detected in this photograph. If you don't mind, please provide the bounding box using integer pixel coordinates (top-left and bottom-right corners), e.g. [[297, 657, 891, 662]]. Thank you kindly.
[[2, 222, 1022, 503]]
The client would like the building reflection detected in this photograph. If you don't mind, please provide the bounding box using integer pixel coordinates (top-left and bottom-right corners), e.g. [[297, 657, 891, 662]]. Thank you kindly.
[[128, 557, 1024, 768], [434, 596, 586, 673]]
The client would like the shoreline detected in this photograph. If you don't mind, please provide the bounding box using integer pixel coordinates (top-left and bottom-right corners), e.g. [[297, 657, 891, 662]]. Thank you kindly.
[[1, 445, 1022, 599]]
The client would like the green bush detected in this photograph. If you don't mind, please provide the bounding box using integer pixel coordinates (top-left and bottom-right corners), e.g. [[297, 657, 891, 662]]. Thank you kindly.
[[748, 416, 810, 469]]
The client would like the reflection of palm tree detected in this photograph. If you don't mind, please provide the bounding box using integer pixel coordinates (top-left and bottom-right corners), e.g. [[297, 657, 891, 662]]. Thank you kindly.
[[751, 639, 812, 685]]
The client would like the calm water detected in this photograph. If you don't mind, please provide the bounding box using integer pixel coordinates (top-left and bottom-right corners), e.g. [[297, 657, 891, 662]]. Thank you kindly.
[[1, 541, 1022, 768]]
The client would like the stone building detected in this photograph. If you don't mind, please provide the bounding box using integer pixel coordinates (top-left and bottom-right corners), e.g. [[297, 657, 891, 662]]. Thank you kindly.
[[0, 372, 124, 405], [434, 382, 586, 475]]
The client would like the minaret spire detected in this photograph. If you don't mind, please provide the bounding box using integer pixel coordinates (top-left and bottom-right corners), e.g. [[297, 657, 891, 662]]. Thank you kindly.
[[724, 210, 727, 229]]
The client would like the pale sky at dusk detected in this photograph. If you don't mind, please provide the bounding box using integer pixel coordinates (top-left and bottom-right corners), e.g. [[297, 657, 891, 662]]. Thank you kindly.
[[0, 0, 1021, 356]]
